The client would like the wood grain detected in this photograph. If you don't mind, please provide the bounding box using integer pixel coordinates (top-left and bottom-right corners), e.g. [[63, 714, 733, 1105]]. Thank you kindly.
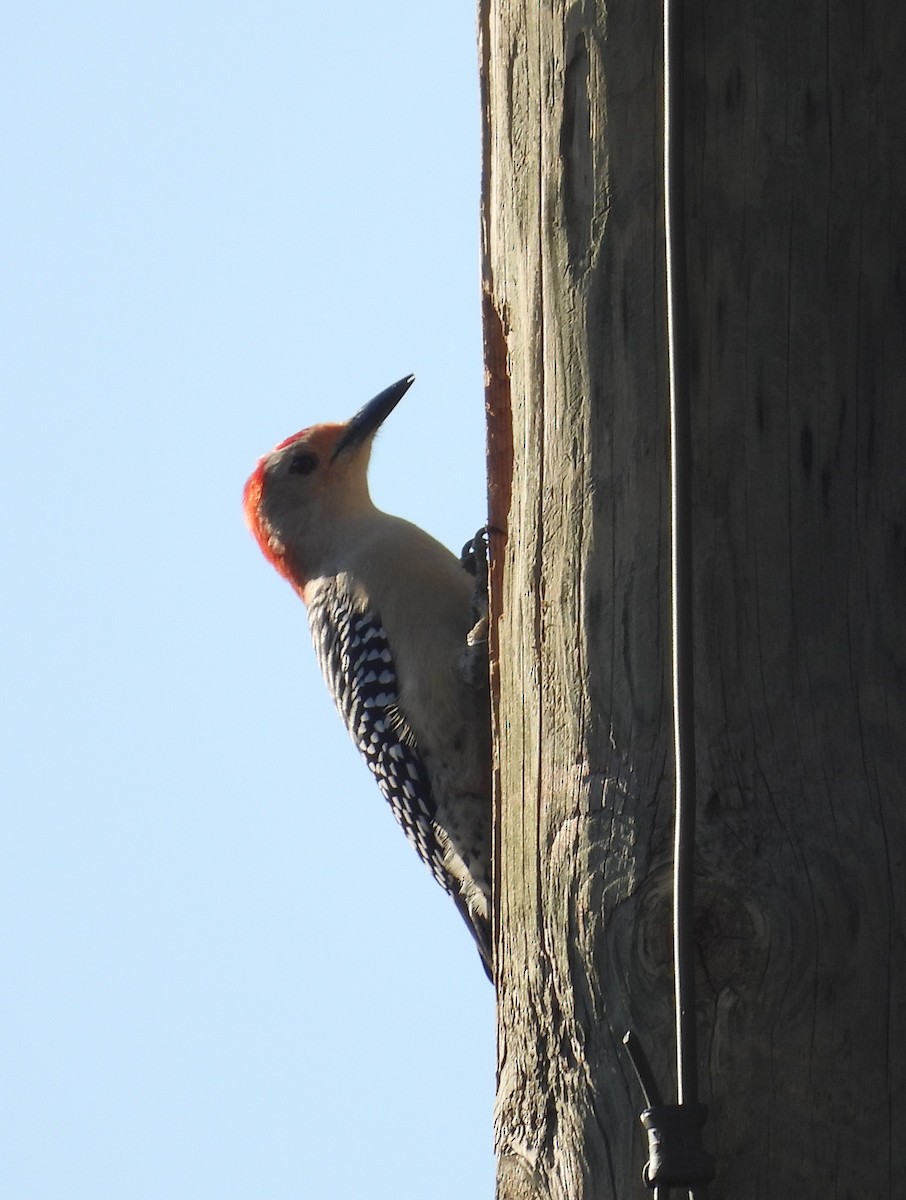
[[481, 0, 906, 1196]]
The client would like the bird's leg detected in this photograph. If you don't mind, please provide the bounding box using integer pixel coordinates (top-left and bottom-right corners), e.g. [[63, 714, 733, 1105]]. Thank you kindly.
[[460, 527, 489, 687]]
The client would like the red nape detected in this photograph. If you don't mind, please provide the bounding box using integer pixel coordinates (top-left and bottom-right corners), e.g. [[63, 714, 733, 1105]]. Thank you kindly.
[[242, 462, 292, 580], [242, 422, 347, 585]]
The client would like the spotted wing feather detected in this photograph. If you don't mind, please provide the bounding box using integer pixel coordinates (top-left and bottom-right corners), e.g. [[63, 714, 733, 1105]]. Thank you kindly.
[[307, 583, 452, 895]]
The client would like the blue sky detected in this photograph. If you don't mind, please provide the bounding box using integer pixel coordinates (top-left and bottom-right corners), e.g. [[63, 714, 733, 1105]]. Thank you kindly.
[[2, 3, 494, 1197]]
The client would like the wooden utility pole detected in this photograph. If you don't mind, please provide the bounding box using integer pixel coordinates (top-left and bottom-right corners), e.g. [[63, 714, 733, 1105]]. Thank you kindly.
[[480, 0, 906, 1197]]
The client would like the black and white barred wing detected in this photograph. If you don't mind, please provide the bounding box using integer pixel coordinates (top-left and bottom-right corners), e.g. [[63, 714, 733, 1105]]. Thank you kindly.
[[307, 584, 451, 894]]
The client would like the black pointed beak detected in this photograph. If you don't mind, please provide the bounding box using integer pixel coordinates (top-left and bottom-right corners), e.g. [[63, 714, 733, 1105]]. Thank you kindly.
[[331, 375, 415, 461]]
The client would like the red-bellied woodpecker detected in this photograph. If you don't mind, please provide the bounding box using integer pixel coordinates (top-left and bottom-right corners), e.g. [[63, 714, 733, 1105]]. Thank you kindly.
[[243, 376, 493, 979]]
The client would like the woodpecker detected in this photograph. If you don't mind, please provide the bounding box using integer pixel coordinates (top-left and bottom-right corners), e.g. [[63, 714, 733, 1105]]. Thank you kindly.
[[243, 376, 493, 979]]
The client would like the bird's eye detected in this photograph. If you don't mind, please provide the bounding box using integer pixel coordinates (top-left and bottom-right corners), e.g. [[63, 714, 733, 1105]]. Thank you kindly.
[[288, 451, 319, 475]]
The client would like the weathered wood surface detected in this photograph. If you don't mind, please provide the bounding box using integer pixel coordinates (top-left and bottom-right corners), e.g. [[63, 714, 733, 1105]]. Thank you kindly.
[[480, 0, 906, 1197]]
